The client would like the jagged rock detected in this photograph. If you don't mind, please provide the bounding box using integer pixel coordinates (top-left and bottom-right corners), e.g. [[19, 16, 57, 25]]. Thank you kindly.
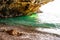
[[0, 0, 53, 18]]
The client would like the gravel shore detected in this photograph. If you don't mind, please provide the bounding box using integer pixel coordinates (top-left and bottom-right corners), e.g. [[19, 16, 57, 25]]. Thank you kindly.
[[0, 25, 60, 40]]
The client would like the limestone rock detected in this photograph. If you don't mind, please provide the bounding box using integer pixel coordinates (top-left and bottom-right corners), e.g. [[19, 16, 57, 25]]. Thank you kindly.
[[0, 0, 53, 18]]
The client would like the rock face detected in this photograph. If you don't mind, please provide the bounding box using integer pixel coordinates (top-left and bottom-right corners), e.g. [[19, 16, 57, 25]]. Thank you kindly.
[[0, 0, 53, 18]]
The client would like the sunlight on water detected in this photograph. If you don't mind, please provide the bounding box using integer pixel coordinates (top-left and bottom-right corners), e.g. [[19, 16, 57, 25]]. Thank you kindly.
[[37, 0, 60, 23]]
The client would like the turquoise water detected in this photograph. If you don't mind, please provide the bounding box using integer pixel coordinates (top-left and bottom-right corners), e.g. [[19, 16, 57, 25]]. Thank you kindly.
[[0, 13, 59, 28]]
